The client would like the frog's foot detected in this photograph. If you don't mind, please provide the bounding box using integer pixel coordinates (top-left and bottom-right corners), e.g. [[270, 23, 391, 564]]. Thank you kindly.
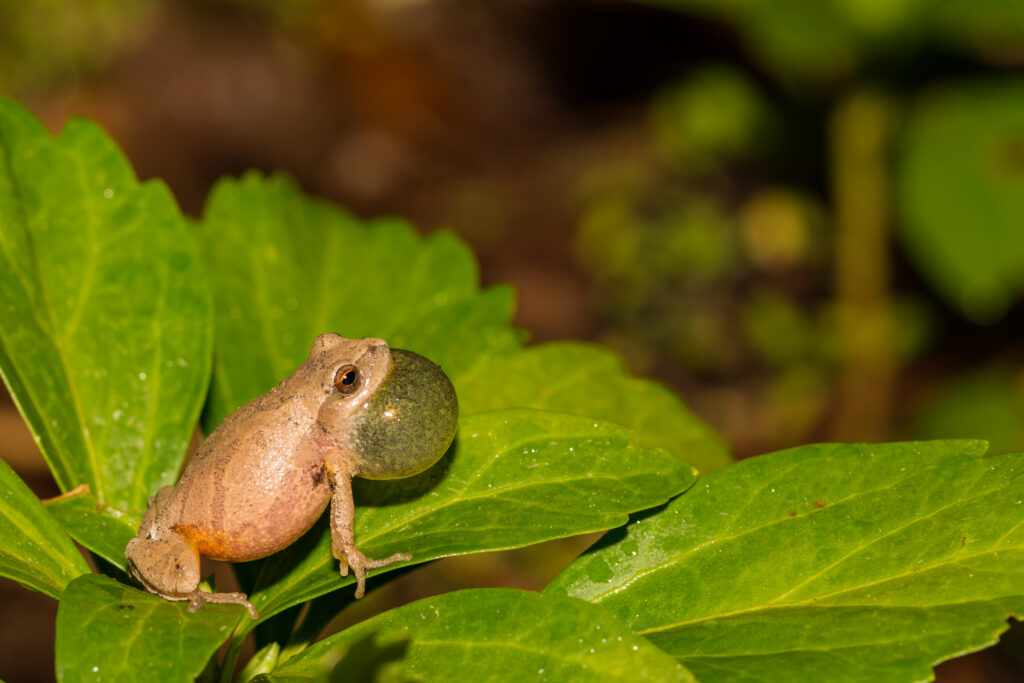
[[187, 589, 259, 619], [334, 545, 412, 599]]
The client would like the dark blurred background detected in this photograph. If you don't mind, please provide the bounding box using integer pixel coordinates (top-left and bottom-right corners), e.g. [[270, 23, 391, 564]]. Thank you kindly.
[[3, 0, 1024, 680]]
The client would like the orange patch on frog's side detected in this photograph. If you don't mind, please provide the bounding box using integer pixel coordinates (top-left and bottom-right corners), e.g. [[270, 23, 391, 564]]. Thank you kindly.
[[175, 524, 240, 561]]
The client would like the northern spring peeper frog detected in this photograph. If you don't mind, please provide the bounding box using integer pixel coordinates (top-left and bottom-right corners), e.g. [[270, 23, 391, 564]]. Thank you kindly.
[[125, 334, 458, 617]]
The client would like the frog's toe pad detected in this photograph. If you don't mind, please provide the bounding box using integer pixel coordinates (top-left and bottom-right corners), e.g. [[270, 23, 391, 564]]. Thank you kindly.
[[340, 549, 412, 599]]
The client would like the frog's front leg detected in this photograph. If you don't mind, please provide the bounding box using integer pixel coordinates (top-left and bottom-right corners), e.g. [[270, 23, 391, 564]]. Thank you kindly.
[[328, 466, 411, 598]]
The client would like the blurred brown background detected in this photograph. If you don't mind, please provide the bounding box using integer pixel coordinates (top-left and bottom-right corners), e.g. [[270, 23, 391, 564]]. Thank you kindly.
[[4, 0, 1024, 680]]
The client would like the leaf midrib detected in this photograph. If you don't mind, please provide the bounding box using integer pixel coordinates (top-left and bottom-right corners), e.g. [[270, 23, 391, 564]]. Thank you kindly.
[[585, 463, 943, 604], [671, 601, 1007, 658], [409, 636, 676, 680], [130, 248, 170, 507], [357, 432, 656, 545], [765, 464, 993, 604], [634, 534, 1023, 636], [0, 139, 100, 494], [0, 497, 79, 584]]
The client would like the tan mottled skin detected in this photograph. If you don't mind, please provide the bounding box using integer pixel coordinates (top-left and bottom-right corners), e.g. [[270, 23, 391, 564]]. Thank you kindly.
[[125, 334, 410, 617]]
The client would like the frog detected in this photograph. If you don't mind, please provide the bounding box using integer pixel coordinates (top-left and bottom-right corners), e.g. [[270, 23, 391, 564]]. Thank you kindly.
[[125, 333, 458, 618]]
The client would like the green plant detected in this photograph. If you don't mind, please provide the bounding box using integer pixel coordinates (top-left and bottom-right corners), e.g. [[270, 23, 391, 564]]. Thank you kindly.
[[571, 2, 1024, 455], [2, 99, 1023, 683]]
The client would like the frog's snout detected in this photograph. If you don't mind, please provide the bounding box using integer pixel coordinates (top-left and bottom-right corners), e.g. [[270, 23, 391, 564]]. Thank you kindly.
[[348, 348, 458, 479]]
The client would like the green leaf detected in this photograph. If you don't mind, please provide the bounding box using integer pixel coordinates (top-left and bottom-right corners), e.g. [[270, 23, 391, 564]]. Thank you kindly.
[[55, 574, 245, 683], [44, 485, 140, 571], [246, 409, 696, 623], [0, 457, 89, 597], [0, 98, 213, 510], [258, 588, 694, 682], [238, 642, 280, 682], [457, 343, 730, 471], [547, 440, 1024, 682], [197, 172, 520, 430], [898, 79, 1024, 323]]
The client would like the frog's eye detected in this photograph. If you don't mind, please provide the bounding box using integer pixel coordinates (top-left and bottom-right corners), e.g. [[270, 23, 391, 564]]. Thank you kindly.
[[334, 364, 360, 395]]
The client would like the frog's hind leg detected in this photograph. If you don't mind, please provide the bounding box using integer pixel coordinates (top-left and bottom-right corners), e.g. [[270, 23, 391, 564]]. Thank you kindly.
[[126, 529, 201, 602], [126, 530, 257, 618]]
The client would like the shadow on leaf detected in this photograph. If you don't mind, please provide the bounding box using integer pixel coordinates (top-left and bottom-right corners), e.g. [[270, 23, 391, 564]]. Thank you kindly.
[[584, 499, 671, 556], [327, 629, 411, 683], [354, 438, 457, 506]]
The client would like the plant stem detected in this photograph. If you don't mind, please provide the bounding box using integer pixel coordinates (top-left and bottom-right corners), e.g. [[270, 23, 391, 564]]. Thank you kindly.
[[831, 89, 895, 441]]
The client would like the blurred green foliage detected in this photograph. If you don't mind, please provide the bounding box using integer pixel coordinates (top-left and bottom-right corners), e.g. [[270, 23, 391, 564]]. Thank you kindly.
[[646, 0, 1024, 83], [574, 2, 1024, 452], [898, 79, 1024, 325], [649, 66, 773, 168], [0, 0, 151, 93]]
